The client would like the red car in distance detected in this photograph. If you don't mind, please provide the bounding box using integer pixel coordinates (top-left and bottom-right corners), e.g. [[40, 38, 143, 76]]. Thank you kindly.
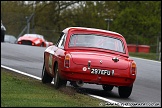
[[17, 34, 53, 47], [42, 27, 137, 98]]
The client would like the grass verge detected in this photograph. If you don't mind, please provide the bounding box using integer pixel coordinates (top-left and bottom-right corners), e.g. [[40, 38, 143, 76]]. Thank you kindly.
[[129, 52, 160, 61], [1, 68, 107, 107]]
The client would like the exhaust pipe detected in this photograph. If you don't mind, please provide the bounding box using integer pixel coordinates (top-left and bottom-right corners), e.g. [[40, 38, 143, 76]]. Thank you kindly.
[[70, 80, 84, 87], [76, 80, 84, 87]]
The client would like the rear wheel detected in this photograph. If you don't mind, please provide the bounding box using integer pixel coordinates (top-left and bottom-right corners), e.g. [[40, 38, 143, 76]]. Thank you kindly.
[[54, 63, 67, 89], [42, 62, 53, 83], [118, 85, 133, 98], [102, 85, 114, 91]]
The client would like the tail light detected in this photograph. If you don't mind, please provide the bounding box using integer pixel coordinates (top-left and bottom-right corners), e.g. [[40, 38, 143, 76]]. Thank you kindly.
[[64, 54, 70, 68], [131, 61, 137, 75], [32, 43, 35, 46]]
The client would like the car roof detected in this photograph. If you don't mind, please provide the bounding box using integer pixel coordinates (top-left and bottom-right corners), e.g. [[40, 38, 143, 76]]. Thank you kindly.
[[23, 34, 44, 39], [62, 27, 123, 38]]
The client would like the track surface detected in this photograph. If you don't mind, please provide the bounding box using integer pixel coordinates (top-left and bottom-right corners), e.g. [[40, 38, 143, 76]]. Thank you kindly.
[[1, 43, 161, 107]]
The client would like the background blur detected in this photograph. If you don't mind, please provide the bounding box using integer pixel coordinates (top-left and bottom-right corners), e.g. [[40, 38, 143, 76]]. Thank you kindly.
[[1, 1, 161, 53]]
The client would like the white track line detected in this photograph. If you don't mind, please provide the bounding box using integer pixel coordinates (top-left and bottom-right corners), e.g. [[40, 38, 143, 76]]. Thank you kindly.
[[1, 64, 131, 107], [88, 94, 131, 107], [1, 65, 41, 80]]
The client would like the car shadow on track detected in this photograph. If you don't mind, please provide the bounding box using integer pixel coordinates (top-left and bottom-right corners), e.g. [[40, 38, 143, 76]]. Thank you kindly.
[[74, 86, 120, 99]]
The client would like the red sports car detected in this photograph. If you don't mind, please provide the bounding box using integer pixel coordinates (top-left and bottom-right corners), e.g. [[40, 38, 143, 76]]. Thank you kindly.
[[17, 34, 53, 47], [42, 27, 137, 98]]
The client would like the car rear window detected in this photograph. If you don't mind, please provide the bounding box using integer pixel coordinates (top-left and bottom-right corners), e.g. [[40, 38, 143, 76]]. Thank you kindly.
[[69, 34, 125, 53]]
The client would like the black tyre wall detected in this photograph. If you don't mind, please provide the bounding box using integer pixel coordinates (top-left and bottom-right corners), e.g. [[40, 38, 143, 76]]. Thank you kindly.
[[1, 30, 5, 42]]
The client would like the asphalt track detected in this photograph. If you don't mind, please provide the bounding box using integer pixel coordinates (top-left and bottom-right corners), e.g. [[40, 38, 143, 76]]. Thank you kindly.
[[1, 43, 161, 107]]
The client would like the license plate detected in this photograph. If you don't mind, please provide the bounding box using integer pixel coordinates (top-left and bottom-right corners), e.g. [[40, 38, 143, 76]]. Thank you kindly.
[[91, 68, 114, 76]]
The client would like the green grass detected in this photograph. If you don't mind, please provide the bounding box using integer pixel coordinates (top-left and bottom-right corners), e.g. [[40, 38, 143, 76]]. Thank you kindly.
[[129, 52, 160, 61], [1, 68, 108, 107]]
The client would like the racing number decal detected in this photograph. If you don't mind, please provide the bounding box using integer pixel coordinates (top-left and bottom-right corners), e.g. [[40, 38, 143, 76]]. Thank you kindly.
[[48, 54, 53, 74]]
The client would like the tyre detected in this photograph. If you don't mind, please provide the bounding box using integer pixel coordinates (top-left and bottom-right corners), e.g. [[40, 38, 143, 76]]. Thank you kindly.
[[118, 85, 133, 98], [42, 62, 53, 83], [54, 63, 67, 89], [1, 30, 5, 42], [102, 85, 114, 91]]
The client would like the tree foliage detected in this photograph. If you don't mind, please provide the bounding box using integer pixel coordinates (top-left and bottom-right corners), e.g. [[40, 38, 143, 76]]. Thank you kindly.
[[112, 1, 161, 45], [1, 1, 161, 52]]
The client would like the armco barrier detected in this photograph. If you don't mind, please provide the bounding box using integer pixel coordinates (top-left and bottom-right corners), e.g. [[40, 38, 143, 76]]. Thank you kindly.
[[127, 44, 137, 52], [138, 45, 150, 53], [127, 44, 150, 53]]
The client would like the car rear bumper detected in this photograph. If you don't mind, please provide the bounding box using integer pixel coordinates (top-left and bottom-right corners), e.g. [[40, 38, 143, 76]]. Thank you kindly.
[[60, 70, 136, 86]]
